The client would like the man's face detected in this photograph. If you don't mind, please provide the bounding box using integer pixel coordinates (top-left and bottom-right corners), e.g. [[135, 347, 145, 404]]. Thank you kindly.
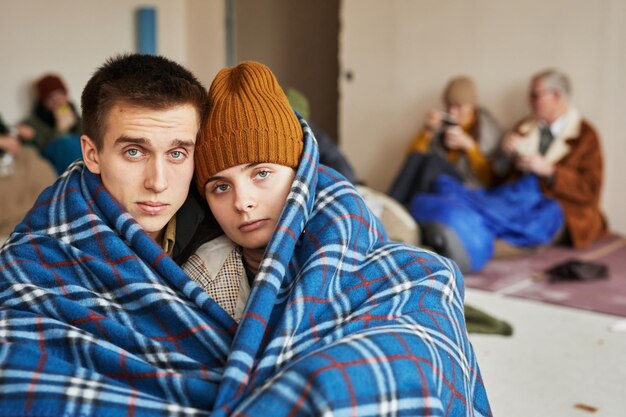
[[529, 78, 560, 122], [82, 103, 198, 243], [204, 163, 295, 253]]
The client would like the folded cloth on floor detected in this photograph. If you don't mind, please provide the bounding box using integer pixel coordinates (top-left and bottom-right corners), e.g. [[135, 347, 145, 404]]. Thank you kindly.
[[0, 119, 490, 416], [545, 259, 609, 282], [465, 304, 514, 336]]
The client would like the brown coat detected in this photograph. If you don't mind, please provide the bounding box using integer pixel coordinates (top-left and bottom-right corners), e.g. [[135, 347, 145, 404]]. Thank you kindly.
[[511, 108, 607, 248]]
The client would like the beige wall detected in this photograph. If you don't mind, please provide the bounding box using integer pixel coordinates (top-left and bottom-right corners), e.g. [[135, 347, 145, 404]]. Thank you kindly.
[[340, 0, 626, 234], [1, 0, 624, 234], [186, 0, 226, 88], [0, 0, 225, 124]]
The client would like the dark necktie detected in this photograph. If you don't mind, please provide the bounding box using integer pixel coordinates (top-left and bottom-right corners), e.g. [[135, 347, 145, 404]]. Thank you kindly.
[[539, 125, 554, 155]]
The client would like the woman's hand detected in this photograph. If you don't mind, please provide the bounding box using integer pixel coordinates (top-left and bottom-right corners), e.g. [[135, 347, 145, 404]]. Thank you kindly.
[[443, 126, 474, 151]]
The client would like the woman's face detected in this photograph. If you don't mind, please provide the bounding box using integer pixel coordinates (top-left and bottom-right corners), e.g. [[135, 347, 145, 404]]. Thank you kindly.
[[43, 89, 70, 111], [204, 162, 295, 252], [447, 102, 475, 126]]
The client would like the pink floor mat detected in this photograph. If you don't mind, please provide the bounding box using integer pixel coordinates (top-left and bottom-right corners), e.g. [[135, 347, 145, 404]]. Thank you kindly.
[[464, 234, 626, 317]]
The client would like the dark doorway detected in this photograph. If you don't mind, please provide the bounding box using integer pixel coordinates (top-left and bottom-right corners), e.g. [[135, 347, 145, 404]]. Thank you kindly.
[[228, 0, 340, 142]]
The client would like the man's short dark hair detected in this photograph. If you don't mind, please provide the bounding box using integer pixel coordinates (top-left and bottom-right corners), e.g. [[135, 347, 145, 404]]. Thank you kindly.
[[81, 53, 208, 148]]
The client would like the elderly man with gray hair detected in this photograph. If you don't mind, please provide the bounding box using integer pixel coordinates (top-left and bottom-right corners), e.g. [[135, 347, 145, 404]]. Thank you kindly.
[[493, 69, 607, 248]]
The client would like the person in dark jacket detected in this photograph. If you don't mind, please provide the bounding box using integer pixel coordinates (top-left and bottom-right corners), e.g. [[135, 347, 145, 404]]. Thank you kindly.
[[21, 73, 83, 173], [389, 76, 503, 206], [285, 86, 357, 184]]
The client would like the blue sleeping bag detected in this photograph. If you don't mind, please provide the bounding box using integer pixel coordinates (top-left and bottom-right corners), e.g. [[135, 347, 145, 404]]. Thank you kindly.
[[42, 134, 83, 175], [411, 174, 564, 272]]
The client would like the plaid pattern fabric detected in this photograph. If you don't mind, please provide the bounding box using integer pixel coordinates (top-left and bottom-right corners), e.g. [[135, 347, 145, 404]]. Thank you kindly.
[[0, 116, 491, 416], [183, 248, 244, 319]]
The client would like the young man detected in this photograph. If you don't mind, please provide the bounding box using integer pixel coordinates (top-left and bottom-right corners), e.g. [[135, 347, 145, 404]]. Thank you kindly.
[[0, 54, 221, 416], [184, 61, 491, 416], [79, 55, 205, 250]]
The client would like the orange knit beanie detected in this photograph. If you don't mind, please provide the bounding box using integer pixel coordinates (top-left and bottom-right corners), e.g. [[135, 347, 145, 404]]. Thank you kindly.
[[195, 61, 303, 194]]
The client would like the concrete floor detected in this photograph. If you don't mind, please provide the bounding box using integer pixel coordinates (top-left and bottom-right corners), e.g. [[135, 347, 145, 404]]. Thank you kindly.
[[467, 288, 626, 417]]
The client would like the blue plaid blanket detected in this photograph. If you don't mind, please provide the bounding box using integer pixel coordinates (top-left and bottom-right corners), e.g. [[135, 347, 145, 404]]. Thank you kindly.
[[0, 119, 491, 416]]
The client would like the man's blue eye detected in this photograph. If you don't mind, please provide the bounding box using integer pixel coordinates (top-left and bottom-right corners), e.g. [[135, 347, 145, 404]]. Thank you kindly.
[[127, 149, 139, 157], [171, 151, 182, 159]]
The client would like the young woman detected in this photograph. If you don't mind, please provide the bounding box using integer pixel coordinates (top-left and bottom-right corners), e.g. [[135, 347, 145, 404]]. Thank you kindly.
[[183, 61, 491, 416]]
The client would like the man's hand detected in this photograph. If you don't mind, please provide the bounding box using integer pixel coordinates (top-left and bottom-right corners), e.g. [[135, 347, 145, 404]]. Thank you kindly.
[[501, 132, 523, 156], [443, 126, 475, 152], [516, 153, 555, 177]]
